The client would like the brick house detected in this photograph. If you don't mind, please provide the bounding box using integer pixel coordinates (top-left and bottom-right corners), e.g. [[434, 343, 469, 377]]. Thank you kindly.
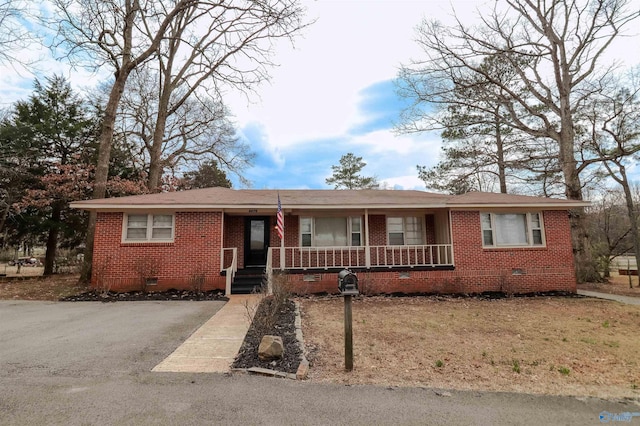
[[71, 187, 588, 295]]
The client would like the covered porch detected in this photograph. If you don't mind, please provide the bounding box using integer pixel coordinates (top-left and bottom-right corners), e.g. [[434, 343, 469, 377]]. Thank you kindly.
[[220, 208, 454, 294]]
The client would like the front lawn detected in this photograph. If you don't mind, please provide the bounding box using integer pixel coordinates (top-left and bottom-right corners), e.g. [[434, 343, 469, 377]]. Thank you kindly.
[[300, 295, 640, 399]]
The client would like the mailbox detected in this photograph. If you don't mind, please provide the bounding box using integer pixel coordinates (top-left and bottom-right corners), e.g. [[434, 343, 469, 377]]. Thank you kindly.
[[338, 269, 359, 295]]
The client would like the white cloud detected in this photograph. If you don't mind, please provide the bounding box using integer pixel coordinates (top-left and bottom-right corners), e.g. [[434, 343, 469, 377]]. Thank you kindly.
[[227, 0, 443, 148]]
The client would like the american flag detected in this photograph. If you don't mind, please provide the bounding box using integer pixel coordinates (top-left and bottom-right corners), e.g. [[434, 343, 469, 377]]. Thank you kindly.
[[276, 193, 284, 240]]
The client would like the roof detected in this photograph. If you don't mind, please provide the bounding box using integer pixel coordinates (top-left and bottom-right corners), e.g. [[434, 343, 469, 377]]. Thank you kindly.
[[70, 187, 590, 211]]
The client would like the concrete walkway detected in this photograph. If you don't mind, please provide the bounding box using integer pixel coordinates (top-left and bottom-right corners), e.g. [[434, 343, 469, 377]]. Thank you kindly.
[[577, 290, 640, 306], [152, 294, 260, 373]]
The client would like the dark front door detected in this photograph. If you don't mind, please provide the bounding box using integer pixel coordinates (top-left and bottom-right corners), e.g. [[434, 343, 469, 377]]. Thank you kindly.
[[245, 217, 270, 266]]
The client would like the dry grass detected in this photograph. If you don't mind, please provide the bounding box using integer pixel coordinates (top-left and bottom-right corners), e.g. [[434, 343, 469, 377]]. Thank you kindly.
[[299, 295, 640, 399], [0, 274, 87, 301], [0, 263, 45, 277]]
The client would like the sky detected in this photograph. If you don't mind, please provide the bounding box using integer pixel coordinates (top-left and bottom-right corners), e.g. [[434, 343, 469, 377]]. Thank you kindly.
[[1, 0, 639, 191], [227, 0, 463, 190]]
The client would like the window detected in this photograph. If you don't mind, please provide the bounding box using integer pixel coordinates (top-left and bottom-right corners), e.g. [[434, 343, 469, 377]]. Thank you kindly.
[[387, 216, 424, 245], [481, 212, 544, 247], [300, 217, 362, 247], [124, 214, 174, 242]]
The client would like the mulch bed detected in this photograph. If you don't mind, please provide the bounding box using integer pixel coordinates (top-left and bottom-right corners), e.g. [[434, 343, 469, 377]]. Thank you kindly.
[[233, 298, 302, 374], [60, 289, 228, 302]]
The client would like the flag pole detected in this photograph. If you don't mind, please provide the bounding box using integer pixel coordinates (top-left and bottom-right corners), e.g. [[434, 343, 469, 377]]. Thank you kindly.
[[278, 192, 286, 271], [277, 192, 285, 270]]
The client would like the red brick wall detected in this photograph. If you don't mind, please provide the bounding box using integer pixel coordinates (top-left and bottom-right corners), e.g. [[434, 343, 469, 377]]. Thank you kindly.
[[92, 212, 225, 292], [93, 209, 576, 295], [286, 210, 576, 295], [224, 215, 244, 268]]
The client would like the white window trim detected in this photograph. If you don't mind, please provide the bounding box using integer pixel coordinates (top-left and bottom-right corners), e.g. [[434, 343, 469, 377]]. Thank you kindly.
[[122, 213, 175, 243], [386, 216, 425, 246], [481, 212, 545, 248], [299, 216, 363, 247]]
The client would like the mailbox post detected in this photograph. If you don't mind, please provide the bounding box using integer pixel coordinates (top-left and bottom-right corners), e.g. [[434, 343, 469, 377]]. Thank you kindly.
[[338, 269, 358, 371]]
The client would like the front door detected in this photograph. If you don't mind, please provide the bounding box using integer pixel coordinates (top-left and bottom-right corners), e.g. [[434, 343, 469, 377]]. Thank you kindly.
[[245, 217, 270, 266]]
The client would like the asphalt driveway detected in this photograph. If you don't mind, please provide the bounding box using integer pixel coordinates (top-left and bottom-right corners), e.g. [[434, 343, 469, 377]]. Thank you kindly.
[[0, 300, 225, 378]]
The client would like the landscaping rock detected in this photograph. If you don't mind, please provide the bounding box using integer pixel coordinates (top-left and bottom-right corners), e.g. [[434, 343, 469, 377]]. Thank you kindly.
[[258, 335, 284, 360], [59, 289, 228, 302]]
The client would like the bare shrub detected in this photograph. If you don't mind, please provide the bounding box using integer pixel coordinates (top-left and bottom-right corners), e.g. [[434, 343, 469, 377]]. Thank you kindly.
[[134, 257, 160, 293], [189, 270, 205, 294], [499, 273, 513, 297], [94, 255, 114, 296], [244, 271, 292, 333]]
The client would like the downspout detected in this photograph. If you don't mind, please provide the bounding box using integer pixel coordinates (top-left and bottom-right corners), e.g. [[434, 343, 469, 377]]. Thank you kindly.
[[220, 209, 225, 272]]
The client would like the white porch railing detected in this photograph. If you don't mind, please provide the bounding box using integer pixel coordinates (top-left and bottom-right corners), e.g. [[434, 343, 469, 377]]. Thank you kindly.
[[222, 247, 237, 296], [266, 244, 453, 270]]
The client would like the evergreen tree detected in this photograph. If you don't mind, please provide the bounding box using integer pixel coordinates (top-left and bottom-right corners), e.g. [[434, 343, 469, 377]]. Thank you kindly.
[[326, 153, 379, 189], [180, 160, 232, 189]]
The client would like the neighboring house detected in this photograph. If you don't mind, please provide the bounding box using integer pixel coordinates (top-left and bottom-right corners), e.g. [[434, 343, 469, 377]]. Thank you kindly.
[[70, 188, 588, 295]]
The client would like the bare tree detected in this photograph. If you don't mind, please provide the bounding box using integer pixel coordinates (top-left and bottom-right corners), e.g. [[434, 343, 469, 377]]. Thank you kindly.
[[51, 0, 199, 280], [397, 0, 640, 282], [141, 1, 306, 190], [50, 0, 308, 281], [118, 68, 254, 189], [584, 73, 640, 282], [585, 188, 633, 278], [0, 0, 36, 66]]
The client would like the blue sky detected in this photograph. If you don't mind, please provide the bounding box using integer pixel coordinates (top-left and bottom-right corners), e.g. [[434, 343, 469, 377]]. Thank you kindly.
[[236, 78, 437, 189]]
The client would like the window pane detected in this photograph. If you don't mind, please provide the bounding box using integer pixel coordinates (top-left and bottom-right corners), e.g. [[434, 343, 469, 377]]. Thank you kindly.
[[127, 215, 148, 240], [387, 217, 403, 233], [152, 228, 172, 239], [315, 217, 347, 246], [351, 217, 361, 232], [481, 213, 492, 229], [250, 220, 265, 250], [300, 218, 312, 233], [483, 229, 494, 246], [351, 233, 361, 246], [389, 232, 404, 245], [530, 213, 540, 229], [127, 228, 147, 239], [405, 217, 423, 245], [301, 234, 312, 247], [153, 215, 172, 227], [495, 214, 528, 245], [532, 229, 543, 245], [128, 215, 147, 228]]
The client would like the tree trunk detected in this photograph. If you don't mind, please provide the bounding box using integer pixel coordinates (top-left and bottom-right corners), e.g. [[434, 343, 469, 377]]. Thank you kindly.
[[147, 49, 175, 192], [80, 70, 132, 283], [618, 168, 640, 286], [559, 121, 600, 283], [494, 113, 507, 194], [147, 105, 169, 192], [0, 202, 9, 237], [44, 204, 61, 276]]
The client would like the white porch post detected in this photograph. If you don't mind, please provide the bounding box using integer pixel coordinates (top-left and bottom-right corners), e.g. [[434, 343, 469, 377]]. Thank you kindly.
[[364, 209, 371, 268]]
